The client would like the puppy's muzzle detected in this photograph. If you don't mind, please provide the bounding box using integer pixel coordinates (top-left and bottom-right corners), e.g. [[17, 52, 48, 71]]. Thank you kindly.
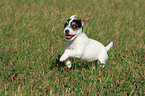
[[65, 30, 69, 34], [65, 30, 75, 40]]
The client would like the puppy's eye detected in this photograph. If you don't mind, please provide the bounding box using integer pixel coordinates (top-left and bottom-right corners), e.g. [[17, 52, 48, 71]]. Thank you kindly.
[[72, 25, 77, 29]]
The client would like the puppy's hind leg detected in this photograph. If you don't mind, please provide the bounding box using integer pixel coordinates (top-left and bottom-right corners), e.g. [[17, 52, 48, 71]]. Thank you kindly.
[[98, 57, 107, 68], [65, 59, 72, 68]]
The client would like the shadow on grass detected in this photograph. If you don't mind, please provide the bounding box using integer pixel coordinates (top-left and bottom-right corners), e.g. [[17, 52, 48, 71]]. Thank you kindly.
[[50, 55, 103, 71], [50, 55, 65, 70]]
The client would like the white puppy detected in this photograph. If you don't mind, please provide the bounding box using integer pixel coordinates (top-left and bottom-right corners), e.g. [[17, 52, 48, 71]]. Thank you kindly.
[[60, 15, 113, 68]]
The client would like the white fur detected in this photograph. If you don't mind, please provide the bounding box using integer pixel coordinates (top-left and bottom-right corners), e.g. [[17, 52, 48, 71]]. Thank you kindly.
[[60, 15, 113, 68], [69, 15, 77, 19]]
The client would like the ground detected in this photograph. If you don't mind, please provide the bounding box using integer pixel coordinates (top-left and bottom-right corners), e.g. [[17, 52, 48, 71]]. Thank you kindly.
[[0, 0, 144, 95]]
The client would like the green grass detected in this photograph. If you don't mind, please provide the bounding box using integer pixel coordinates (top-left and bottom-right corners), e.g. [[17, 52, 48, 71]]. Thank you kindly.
[[0, 0, 144, 95]]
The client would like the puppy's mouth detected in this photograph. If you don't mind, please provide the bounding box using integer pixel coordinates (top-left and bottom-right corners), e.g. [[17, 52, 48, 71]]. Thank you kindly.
[[65, 34, 75, 40]]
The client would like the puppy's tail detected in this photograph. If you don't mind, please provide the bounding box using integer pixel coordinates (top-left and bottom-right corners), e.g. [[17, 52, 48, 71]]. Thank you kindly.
[[105, 42, 113, 51]]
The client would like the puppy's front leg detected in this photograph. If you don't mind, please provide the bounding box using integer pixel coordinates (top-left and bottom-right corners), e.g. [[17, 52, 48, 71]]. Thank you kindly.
[[60, 49, 82, 62], [60, 51, 69, 62], [60, 52, 71, 68]]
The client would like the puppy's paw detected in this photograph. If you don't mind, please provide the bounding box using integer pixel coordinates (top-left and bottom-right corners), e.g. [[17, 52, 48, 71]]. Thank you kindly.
[[60, 55, 67, 62], [99, 64, 105, 69], [67, 64, 71, 68], [65, 60, 72, 68], [60, 57, 65, 62]]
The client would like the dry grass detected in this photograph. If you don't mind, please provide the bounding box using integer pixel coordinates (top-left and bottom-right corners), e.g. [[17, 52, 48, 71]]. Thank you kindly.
[[0, 0, 144, 95]]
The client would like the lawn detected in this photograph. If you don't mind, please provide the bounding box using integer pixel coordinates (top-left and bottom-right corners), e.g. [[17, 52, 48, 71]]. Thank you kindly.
[[0, 0, 144, 95]]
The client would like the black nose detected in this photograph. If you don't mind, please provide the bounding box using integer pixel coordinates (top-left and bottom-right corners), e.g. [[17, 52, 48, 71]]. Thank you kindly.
[[65, 30, 69, 34]]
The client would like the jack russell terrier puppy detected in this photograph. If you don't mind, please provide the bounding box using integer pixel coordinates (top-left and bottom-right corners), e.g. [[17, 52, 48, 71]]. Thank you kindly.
[[60, 15, 113, 68]]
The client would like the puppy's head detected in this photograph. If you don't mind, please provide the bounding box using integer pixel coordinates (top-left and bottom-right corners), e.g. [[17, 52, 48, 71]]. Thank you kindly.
[[64, 15, 89, 41]]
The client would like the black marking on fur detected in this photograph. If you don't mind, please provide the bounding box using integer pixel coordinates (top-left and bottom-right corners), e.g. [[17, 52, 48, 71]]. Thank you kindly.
[[72, 19, 82, 28], [64, 19, 71, 28], [64, 19, 83, 32], [82, 27, 84, 32]]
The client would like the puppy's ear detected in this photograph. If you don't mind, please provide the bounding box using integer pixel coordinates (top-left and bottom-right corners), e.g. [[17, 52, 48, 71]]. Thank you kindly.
[[69, 15, 77, 19], [81, 17, 89, 26]]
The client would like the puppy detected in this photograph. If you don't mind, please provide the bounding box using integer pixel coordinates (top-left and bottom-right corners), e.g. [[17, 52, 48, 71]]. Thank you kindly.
[[60, 15, 113, 68]]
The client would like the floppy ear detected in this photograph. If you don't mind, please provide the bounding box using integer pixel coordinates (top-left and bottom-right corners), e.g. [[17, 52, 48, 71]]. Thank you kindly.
[[81, 17, 89, 26], [69, 15, 77, 19]]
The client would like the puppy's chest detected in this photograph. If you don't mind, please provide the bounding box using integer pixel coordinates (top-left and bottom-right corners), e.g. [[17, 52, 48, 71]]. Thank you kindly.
[[65, 41, 82, 50], [66, 43, 77, 50]]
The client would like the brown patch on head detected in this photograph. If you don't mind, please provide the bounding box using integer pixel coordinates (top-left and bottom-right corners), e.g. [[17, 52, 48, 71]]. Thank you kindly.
[[81, 17, 89, 26], [66, 21, 69, 24], [81, 17, 89, 22], [72, 22, 76, 25], [73, 28, 80, 31]]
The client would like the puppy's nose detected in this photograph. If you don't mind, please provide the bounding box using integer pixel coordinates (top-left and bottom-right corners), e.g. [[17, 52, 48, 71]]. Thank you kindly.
[[65, 30, 69, 34]]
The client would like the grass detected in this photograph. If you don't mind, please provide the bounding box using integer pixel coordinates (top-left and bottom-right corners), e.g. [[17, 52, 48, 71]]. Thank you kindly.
[[0, 0, 144, 95]]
